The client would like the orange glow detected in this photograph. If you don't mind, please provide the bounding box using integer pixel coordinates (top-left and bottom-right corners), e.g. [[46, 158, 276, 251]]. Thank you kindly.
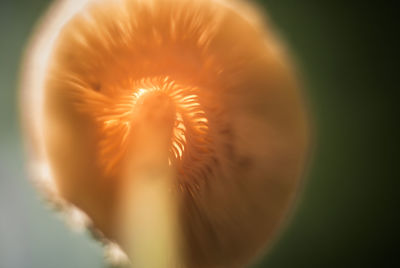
[[21, 0, 310, 267], [74, 77, 210, 176]]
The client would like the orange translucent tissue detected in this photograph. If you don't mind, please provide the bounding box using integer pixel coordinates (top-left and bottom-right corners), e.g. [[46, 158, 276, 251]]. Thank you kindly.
[[20, 0, 310, 267]]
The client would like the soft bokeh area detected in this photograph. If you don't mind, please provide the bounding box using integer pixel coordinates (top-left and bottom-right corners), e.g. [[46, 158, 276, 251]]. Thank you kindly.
[[0, 0, 396, 267]]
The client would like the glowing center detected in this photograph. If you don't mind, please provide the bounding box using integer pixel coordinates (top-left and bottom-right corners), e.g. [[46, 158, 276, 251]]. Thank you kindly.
[[76, 77, 209, 176]]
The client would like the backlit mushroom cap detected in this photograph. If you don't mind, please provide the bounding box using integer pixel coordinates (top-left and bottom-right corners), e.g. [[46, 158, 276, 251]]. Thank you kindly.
[[21, 0, 310, 267]]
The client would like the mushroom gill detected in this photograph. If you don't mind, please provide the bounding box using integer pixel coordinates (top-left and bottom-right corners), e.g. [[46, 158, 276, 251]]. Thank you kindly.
[[20, 0, 310, 267]]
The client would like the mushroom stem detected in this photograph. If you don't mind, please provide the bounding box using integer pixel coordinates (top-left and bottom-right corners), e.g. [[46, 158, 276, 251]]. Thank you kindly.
[[117, 91, 181, 267], [119, 164, 180, 267]]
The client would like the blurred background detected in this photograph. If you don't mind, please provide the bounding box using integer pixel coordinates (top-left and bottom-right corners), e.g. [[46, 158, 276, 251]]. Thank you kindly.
[[0, 0, 397, 267]]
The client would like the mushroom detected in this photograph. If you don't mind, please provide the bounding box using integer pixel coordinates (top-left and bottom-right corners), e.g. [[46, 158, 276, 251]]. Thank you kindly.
[[20, 0, 310, 267]]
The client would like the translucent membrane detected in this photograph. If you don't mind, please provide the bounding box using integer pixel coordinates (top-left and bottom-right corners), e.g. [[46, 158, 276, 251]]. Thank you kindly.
[[21, 0, 310, 267]]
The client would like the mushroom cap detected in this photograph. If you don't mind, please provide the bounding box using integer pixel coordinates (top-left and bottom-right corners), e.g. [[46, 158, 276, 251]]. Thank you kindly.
[[21, 0, 310, 267]]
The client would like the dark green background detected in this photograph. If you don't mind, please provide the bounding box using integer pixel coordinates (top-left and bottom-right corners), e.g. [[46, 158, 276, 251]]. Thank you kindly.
[[0, 0, 397, 267]]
